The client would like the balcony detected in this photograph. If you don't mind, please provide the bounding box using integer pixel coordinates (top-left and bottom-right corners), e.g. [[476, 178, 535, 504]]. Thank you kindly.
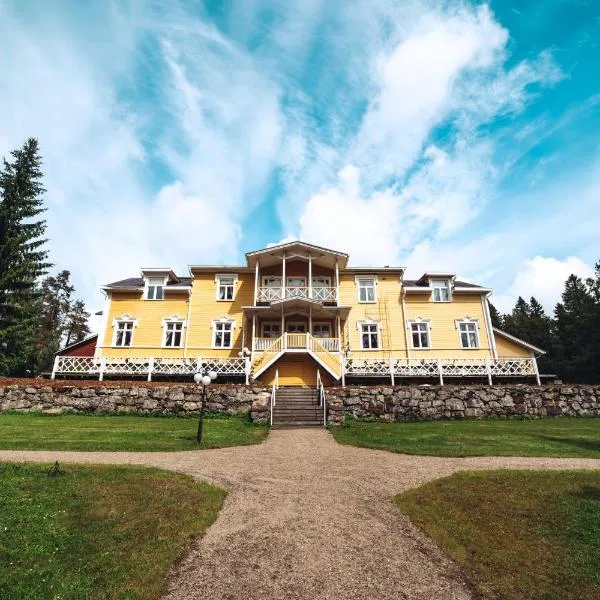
[[256, 286, 337, 303], [253, 334, 340, 352]]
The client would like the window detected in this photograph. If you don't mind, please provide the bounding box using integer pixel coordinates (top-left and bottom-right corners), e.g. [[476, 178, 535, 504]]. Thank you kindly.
[[146, 277, 164, 300], [312, 323, 331, 338], [459, 322, 479, 348], [164, 321, 184, 347], [213, 320, 233, 348], [286, 322, 306, 333], [217, 275, 235, 301], [114, 320, 134, 347], [360, 322, 379, 349], [263, 277, 282, 287], [261, 323, 281, 338], [410, 322, 430, 348], [432, 279, 451, 302], [357, 277, 376, 302]]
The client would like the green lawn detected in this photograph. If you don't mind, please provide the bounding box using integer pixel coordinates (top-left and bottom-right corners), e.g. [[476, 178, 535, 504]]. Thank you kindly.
[[330, 417, 600, 457], [397, 470, 600, 600], [0, 413, 269, 451], [0, 462, 226, 600]]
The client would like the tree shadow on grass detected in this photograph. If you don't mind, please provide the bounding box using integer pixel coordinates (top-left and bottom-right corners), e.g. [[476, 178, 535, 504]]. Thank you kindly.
[[532, 434, 600, 454], [571, 485, 600, 501]]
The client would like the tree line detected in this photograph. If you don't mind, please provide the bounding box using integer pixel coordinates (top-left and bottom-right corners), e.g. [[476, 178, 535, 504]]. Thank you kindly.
[[490, 264, 600, 383], [0, 138, 90, 376]]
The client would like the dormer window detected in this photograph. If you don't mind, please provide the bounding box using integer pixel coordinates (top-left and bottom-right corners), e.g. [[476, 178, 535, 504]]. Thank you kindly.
[[145, 277, 164, 300], [432, 279, 451, 302]]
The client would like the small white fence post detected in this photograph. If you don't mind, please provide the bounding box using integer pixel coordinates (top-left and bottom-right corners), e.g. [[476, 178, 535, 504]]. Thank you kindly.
[[245, 357, 251, 385], [147, 357, 155, 382], [389, 358, 395, 386], [485, 358, 492, 386], [341, 356, 346, 387], [196, 357, 203, 374], [437, 358, 444, 386], [99, 356, 107, 381], [51, 356, 60, 380], [533, 357, 541, 386]]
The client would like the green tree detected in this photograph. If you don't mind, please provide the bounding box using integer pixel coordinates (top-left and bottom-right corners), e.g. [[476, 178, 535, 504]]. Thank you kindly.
[[64, 299, 91, 347], [488, 301, 503, 329], [0, 138, 50, 376]]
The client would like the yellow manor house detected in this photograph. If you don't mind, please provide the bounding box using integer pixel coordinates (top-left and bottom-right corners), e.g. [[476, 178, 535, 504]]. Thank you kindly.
[[53, 241, 544, 386]]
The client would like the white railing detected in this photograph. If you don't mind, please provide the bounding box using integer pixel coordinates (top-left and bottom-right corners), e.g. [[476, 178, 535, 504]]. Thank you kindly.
[[286, 332, 308, 349], [343, 357, 541, 386], [256, 287, 337, 303], [253, 337, 278, 351], [315, 337, 339, 352], [316, 369, 327, 426], [52, 355, 251, 382], [253, 333, 341, 352]]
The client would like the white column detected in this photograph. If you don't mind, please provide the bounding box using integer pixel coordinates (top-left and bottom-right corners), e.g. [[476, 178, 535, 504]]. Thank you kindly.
[[533, 356, 541, 386], [485, 357, 492, 386], [336, 314, 342, 351], [341, 356, 346, 387], [51, 356, 60, 380], [389, 357, 395, 386], [254, 260, 259, 305], [335, 259, 340, 305], [308, 253, 312, 300], [99, 356, 107, 381], [282, 252, 286, 300], [309, 304, 313, 336], [251, 313, 256, 351], [437, 358, 444, 386], [281, 307, 285, 348], [147, 357, 155, 382]]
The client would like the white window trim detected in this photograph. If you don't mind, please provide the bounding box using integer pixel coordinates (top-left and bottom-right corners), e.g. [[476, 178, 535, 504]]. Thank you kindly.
[[286, 276, 306, 286], [355, 275, 377, 303], [215, 273, 238, 302], [311, 276, 331, 287], [286, 321, 307, 333], [357, 319, 381, 350], [408, 318, 432, 349], [262, 276, 282, 286], [260, 321, 281, 337], [111, 315, 138, 347], [144, 276, 167, 301], [312, 321, 331, 337], [455, 317, 480, 349], [211, 317, 235, 349], [161, 316, 187, 348], [431, 278, 452, 302]]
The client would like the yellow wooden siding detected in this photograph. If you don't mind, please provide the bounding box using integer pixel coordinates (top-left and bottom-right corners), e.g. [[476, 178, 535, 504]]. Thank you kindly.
[[495, 334, 535, 358], [404, 294, 493, 358], [261, 354, 332, 386], [100, 291, 189, 358]]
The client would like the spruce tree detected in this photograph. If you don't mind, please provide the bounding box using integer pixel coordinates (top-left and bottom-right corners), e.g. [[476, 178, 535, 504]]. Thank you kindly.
[[487, 301, 503, 329], [0, 138, 51, 376], [64, 300, 91, 347]]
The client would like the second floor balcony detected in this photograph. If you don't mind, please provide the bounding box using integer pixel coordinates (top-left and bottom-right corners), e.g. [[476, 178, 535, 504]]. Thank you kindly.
[[257, 286, 337, 304]]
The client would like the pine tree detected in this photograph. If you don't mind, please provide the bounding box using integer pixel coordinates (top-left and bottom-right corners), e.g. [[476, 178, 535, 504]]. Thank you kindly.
[[34, 270, 74, 372], [488, 301, 503, 329], [0, 138, 51, 376], [64, 300, 91, 347]]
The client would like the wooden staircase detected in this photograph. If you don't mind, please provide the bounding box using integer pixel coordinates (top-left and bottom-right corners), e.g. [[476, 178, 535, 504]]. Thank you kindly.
[[272, 387, 322, 429]]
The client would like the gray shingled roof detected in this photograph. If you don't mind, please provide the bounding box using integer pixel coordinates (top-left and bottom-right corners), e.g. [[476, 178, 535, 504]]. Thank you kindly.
[[403, 279, 484, 288], [106, 276, 192, 288]]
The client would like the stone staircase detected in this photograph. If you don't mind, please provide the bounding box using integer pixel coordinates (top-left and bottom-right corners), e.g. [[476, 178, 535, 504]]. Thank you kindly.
[[272, 387, 323, 429]]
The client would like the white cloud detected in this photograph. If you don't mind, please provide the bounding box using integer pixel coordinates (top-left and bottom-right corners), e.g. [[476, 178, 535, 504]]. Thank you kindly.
[[493, 256, 595, 313]]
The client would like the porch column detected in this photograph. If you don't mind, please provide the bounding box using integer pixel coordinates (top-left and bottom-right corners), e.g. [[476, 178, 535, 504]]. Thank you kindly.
[[336, 314, 342, 351], [335, 259, 340, 305], [309, 304, 313, 336], [308, 252, 312, 300], [252, 313, 256, 352], [254, 260, 259, 304], [280, 306, 285, 347], [282, 252, 286, 300]]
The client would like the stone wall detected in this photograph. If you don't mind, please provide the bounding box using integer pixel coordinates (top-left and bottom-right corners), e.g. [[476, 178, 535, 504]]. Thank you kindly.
[[326, 384, 600, 425], [0, 381, 271, 423]]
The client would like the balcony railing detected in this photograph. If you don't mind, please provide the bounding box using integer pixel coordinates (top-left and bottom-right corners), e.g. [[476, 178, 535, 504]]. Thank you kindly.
[[256, 287, 337, 303], [253, 335, 340, 352]]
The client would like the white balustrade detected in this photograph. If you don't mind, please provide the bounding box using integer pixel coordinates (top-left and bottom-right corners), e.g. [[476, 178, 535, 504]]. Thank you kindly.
[[256, 287, 337, 303]]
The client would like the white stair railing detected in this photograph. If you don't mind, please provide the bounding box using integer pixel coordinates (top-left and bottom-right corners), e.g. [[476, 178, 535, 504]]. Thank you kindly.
[[316, 369, 327, 426]]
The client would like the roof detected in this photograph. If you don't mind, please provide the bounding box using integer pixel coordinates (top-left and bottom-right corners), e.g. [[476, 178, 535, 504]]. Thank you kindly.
[[403, 279, 485, 289], [246, 240, 348, 259], [104, 277, 192, 290], [493, 328, 546, 355], [56, 334, 98, 355]]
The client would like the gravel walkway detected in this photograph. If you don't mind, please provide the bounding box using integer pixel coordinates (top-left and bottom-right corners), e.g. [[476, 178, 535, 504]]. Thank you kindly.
[[2, 429, 599, 600]]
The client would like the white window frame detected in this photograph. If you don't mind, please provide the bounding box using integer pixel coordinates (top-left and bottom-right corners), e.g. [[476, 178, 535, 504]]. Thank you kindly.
[[216, 273, 237, 302], [431, 279, 451, 302], [212, 318, 235, 349], [261, 322, 281, 338], [356, 276, 377, 303], [162, 317, 186, 348], [357, 320, 380, 350], [262, 276, 282, 287], [112, 316, 137, 347], [456, 318, 480, 349], [144, 277, 166, 301], [409, 320, 431, 349], [312, 322, 331, 338], [286, 321, 307, 333]]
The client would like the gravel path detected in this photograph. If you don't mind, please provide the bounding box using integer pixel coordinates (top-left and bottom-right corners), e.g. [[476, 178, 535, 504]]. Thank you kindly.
[[2, 429, 599, 600]]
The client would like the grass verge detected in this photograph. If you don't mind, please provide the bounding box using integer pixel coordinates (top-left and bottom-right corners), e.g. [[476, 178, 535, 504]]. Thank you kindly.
[[330, 417, 600, 457], [0, 413, 268, 451], [396, 470, 600, 600], [0, 462, 226, 599]]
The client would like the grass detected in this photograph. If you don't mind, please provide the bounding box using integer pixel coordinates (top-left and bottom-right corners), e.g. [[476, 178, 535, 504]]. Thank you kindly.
[[397, 470, 600, 600], [330, 417, 600, 457], [0, 462, 226, 600], [0, 413, 269, 451]]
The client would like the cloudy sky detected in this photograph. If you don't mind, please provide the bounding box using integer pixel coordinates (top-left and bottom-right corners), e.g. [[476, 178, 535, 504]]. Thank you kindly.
[[1, 0, 599, 324]]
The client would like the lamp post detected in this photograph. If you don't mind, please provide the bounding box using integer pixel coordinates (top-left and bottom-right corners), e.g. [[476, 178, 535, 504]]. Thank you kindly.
[[193, 369, 218, 445]]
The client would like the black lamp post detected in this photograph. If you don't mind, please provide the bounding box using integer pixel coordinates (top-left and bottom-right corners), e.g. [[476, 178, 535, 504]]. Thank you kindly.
[[193, 370, 218, 445]]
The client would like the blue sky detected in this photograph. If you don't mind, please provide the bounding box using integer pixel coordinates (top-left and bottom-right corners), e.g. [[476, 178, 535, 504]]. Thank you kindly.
[[1, 0, 599, 323]]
